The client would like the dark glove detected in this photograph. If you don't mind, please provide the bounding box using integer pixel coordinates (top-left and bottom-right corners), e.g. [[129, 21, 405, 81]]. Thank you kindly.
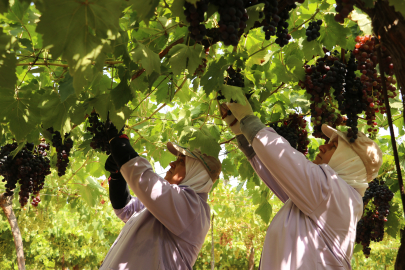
[[105, 155, 123, 181], [105, 120, 123, 142], [109, 134, 139, 168], [105, 155, 131, 209]]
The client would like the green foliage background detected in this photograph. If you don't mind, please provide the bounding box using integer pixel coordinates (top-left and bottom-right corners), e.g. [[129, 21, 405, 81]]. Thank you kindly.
[[0, 0, 404, 269]]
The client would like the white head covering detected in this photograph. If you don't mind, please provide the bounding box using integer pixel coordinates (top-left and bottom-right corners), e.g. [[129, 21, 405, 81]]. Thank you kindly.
[[328, 136, 368, 196], [179, 156, 213, 194]]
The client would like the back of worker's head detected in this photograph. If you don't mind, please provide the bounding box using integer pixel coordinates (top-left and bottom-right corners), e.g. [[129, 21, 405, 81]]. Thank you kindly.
[[322, 124, 383, 196]]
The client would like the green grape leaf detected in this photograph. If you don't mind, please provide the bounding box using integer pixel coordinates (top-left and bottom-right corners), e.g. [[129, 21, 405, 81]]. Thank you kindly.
[[39, 92, 76, 135], [0, 0, 9, 14], [59, 73, 75, 103], [111, 68, 133, 109], [302, 39, 325, 61], [168, 44, 204, 76], [179, 126, 221, 158], [36, 0, 122, 95], [245, 3, 265, 33], [389, 0, 405, 17], [109, 106, 131, 130], [246, 42, 268, 68], [131, 42, 161, 76], [200, 57, 228, 96], [171, 0, 187, 22], [130, 0, 160, 24], [285, 55, 305, 82], [0, 29, 17, 89], [255, 200, 272, 224], [351, 7, 372, 35], [74, 176, 107, 207], [386, 202, 401, 238], [320, 14, 351, 49], [220, 84, 246, 105]]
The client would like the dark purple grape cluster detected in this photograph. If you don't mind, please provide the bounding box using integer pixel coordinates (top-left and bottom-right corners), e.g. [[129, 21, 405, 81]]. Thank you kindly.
[[0, 142, 51, 207], [184, 0, 208, 43], [270, 113, 310, 155], [356, 179, 394, 257], [334, 0, 355, 23], [216, 0, 248, 46], [306, 20, 322, 41], [217, 66, 245, 101], [48, 128, 74, 177], [274, 3, 296, 47], [87, 112, 110, 155], [299, 53, 345, 139]]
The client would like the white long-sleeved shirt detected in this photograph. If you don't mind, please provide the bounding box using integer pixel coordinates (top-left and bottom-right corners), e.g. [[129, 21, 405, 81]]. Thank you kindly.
[[99, 157, 210, 270], [243, 127, 363, 269]]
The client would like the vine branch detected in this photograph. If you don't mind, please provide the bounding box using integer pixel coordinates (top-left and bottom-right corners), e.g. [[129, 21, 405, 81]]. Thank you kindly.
[[0, 193, 26, 270]]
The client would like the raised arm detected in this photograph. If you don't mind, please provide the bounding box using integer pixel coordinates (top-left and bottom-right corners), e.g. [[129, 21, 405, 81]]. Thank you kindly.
[[120, 156, 208, 236], [236, 134, 289, 203], [240, 117, 332, 215]]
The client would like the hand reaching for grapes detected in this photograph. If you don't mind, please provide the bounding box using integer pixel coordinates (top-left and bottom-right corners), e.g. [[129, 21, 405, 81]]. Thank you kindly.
[[219, 103, 242, 135], [225, 97, 254, 122], [105, 120, 124, 143], [105, 155, 123, 181]]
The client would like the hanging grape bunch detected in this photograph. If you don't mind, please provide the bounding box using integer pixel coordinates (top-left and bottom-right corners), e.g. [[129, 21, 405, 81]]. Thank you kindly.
[[216, 0, 248, 46], [353, 35, 397, 137], [356, 179, 394, 257], [0, 142, 51, 207], [87, 112, 111, 155], [270, 113, 310, 155], [48, 127, 74, 177], [334, 0, 355, 23], [184, 0, 208, 43], [217, 66, 245, 101], [305, 20, 322, 41], [299, 52, 345, 140]]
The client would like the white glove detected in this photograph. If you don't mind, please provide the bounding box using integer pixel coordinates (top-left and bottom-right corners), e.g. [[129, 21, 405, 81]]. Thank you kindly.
[[219, 103, 242, 135], [226, 97, 254, 121]]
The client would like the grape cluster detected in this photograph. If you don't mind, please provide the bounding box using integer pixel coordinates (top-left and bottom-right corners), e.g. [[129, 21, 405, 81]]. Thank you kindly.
[[0, 142, 51, 207], [217, 66, 245, 101], [87, 112, 111, 155], [353, 35, 397, 137], [48, 128, 74, 177], [306, 20, 322, 41], [356, 179, 394, 257], [274, 3, 296, 47], [216, 0, 248, 46], [334, 0, 355, 23], [299, 53, 345, 140], [184, 0, 208, 43], [270, 113, 310, 155], [31, 194, 41, 207]]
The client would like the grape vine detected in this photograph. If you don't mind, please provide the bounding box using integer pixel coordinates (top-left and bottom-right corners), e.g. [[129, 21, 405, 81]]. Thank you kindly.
[[87, 112, 111, 155]]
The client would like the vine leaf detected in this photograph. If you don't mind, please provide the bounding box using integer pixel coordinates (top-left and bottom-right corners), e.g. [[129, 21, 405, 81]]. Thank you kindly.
[[0, 0, 8, 14], [130, 0, 160, 25], [388, 0, 405, 18], [200, 56, 228, 96], [0, 29, 17, 89], [302, 39, 325, 61], [168, 44, 204, 76], [111, 67, 133, 109], [255, 200, 272, 224], [74, 177, 107, 207], [0, 88, 37, 142], [171, 0, 187, 22], [285, 55, 305, 82], [131, 42, 161, 76], [320, 14, 351, 49], [245, 3, 265, 33], [351, 7, 372, 35], [246, 42, 269, 68], [36, 0, 122, 95], [220, 85, 246, 105], [59, 73, 75, 103], [178, 126, 221, 158]]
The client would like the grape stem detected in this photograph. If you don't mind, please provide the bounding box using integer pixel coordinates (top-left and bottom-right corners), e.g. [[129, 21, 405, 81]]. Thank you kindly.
[[377, 42, 405, 217], [0, 193, 26, 270]]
